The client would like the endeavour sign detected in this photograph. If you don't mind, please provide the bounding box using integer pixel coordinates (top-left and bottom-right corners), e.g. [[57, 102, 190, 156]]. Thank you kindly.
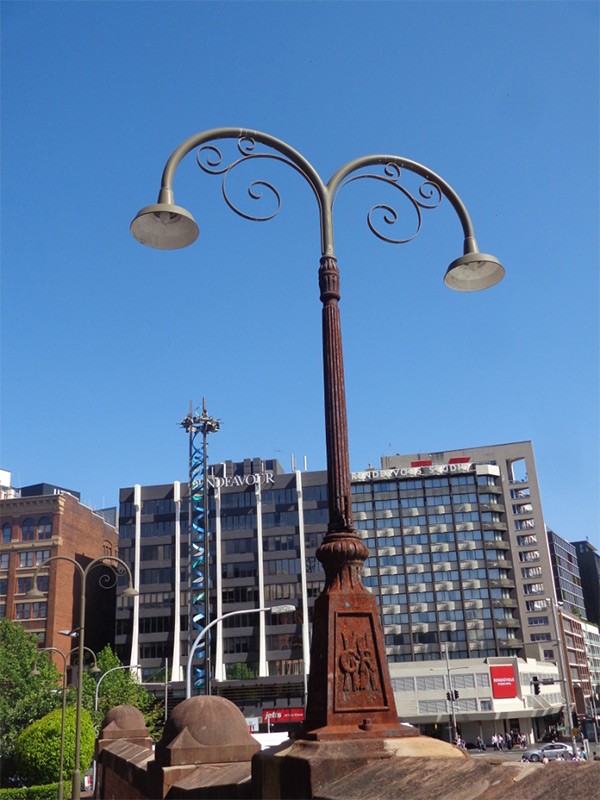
[[207, 472, 275, 488]]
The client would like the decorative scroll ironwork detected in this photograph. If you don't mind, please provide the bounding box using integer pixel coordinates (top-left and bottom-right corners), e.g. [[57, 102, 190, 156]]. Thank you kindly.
[[195, 135, 445, 247], [337, 163, 443, 244], [196, 136, 307, 222]]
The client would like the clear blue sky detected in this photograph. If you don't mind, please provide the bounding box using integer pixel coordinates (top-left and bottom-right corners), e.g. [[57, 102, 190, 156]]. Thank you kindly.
[[1, 1, 598, 544]]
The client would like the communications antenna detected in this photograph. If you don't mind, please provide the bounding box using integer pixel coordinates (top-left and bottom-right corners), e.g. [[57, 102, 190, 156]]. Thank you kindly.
[[179, 398, 220, 695]]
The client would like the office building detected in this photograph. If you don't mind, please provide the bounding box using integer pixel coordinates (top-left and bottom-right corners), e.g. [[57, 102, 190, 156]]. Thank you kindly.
[[547, 529, 586, 617], [574, 540, 600, 626], [116, 440, 569, 738]]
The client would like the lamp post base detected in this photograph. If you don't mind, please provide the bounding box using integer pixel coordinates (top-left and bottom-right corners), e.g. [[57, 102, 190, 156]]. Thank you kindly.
[[300, 548, 413, 740]]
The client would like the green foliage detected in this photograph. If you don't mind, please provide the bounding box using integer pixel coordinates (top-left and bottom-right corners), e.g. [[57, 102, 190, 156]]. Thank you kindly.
[[0, 620, 62, 786], [0, 785, 60, 800], [226, 662, 257, 680], [14, 707, 95, 787]]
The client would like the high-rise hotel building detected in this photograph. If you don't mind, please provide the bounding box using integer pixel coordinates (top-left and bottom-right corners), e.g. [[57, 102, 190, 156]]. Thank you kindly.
[[116, 440, 564, 687]]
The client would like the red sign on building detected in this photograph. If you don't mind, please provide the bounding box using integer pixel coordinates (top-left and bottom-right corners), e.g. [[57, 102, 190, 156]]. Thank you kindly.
[[490, 665, 517, 699], [261, 707, 305, 724]]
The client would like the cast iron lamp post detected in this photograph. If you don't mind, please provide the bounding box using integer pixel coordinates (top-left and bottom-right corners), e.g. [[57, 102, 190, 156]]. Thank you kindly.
[[28, 556, 137, 799], [131, 127, 504, 740]]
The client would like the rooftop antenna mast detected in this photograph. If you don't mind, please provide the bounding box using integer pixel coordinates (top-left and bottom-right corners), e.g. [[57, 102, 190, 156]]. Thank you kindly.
[[179, 398, 220, 695]]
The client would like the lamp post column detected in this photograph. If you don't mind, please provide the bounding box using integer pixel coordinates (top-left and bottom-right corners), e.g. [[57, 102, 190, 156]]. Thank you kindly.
[[302, 255, 406, 739], [72, 570, 86, 800]]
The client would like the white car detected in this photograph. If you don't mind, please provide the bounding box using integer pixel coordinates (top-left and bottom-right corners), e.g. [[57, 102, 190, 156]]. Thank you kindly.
[[522, 742, 574, 762]]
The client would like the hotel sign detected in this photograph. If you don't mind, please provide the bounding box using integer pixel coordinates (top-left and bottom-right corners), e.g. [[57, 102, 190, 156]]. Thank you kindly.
[[490, 665, 518, 699], [352, 463, 474, 482]]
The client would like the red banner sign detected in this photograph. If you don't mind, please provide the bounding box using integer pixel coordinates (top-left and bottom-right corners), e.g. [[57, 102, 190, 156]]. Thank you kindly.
[[261, 707, 305, 723], [490, 665, 517, 699]]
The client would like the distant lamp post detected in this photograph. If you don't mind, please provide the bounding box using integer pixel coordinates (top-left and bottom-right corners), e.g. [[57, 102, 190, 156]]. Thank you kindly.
[[132, 127, 504, 739], [31, 647, 68, 800], [28, 556, 137, 800], [185, 604, 295, 699]]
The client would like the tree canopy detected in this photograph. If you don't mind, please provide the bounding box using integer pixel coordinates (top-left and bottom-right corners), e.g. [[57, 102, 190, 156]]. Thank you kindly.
[[0, 619, 62, 786], [14, 706, 95, 787]]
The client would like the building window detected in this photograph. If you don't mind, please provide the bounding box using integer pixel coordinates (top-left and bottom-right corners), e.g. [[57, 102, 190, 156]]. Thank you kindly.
[[480, 699, 493, 711], [530, 632, 551, 642], [21, 519, 35, 541], [37, 518, 52, 539], [528, 615, 549, 626], [19, 550, 51, 568], [523, 583, 545, 595], [0, 553, 9, 569], [15, 602, 47, 619], [416, 675, 445, 691], [391, 676, 415, 692], [2, 524, 12, 543]]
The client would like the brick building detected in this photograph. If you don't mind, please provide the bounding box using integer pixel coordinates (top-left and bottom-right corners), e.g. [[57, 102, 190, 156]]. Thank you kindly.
[[0, 473, 118, 664]]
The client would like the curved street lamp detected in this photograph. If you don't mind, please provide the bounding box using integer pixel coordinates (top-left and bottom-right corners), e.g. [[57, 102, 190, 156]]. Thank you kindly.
[[131, 127, 504, 740], [28, 555, 137, 800], [185, 604, 295, 700]]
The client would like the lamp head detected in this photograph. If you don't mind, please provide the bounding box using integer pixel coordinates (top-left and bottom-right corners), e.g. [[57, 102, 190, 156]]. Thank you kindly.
[[30, 666, 41, 677], [444, 252, 505, 292], [271, 604, 296, 614], [89, 664, 101, 674], [122, 586, 138, 598], [26, 586, 45, 599], [130, 203, 199, 250]]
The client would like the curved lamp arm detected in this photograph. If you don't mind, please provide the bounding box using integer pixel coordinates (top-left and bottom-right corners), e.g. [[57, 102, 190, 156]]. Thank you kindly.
[[131, 127, 504, 290]]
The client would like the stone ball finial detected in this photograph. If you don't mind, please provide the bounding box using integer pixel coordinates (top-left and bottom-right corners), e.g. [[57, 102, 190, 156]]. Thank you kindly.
[[101, 704, 147, 732], [156, 695, 260, 766]]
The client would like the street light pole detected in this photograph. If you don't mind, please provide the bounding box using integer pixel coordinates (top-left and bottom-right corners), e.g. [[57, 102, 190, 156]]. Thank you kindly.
[[444, 646, 458, 744], [28, 555, 137, 800], [94, 663, 142, 712], [132, 127, 504, 740], [546, 596, 577, 753], [31, 648, 68, 800], [185, 605, 295, 699]]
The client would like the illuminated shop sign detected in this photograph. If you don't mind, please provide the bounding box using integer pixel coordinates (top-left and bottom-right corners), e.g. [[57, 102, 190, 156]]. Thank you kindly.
[[352, 463, 474, 482], [207, 472, 275, 488], [490, 665, 518, 699]]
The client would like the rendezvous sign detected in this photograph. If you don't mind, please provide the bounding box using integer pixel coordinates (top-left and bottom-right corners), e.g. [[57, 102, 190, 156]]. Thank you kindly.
[[490, 665, 518, 699]]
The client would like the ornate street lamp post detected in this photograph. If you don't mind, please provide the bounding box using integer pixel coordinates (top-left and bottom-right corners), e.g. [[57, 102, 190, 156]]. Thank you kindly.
[[131, 127, 504, 740], [28, 556, 137, 799]]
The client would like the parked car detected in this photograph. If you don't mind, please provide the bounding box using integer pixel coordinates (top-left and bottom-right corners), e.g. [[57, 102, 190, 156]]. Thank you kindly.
[[522, 742, 574, 762]]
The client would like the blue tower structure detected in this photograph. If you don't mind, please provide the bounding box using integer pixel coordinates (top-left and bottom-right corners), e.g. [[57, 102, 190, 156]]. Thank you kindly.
[[180, 399, 220, 694]]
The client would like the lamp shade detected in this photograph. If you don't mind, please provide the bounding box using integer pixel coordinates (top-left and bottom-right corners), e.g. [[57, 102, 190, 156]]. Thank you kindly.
[[444, 252, 505, 292], [130, 203, 199, 250]]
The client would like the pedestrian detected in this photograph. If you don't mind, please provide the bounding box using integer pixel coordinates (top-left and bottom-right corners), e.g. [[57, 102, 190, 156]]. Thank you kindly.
[[491, 733, 498, 751]]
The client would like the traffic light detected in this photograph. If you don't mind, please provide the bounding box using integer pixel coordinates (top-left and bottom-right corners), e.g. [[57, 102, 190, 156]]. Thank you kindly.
[[453, 689, 459, 700], [532, 676, 541, 695], [446, 691, 452, 701]]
